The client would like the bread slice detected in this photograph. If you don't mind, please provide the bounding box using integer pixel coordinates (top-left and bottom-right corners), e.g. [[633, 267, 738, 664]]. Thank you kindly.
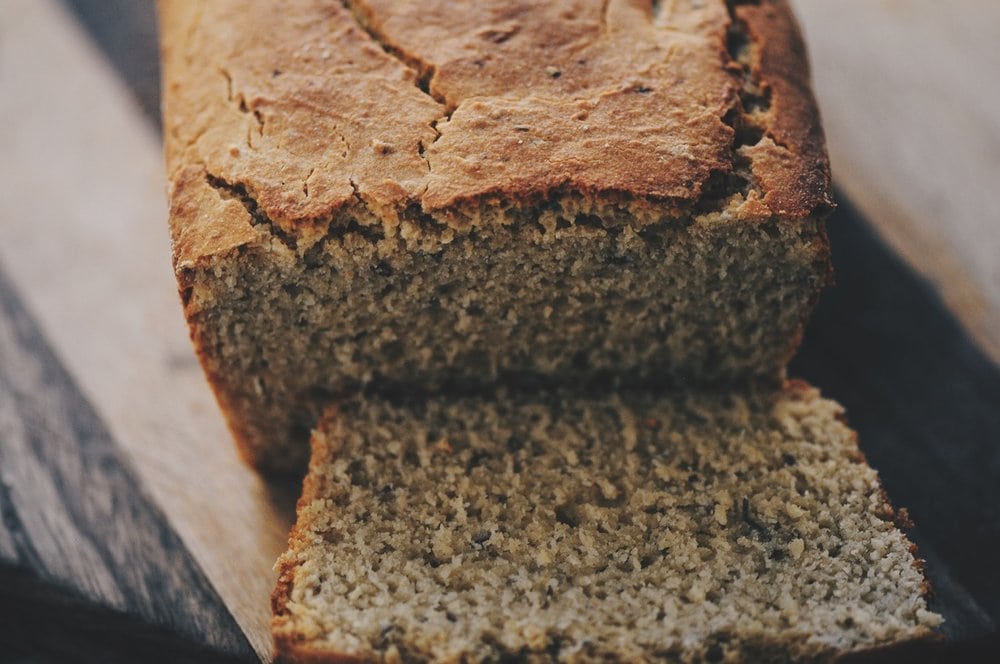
[[272, 384, 940, 662], [159, 0, 833, 472]]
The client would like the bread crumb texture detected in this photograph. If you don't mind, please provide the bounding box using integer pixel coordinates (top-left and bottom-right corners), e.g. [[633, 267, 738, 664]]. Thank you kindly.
[[272, 386, 940, 662]]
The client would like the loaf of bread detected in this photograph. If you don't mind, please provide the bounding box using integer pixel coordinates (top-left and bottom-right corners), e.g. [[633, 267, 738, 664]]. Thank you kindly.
[[272, 384, 939, 662], [159, 0, 833, 472]]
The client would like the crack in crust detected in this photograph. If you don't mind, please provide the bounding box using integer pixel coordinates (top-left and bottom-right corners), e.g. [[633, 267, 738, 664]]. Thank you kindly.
[[161, 0, 832, 259], [205, 174, 300, 251], [341, 0, 438, 99], [340, 0, 458, 179]]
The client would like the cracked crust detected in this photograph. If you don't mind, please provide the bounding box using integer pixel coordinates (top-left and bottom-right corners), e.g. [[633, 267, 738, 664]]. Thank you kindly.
[[160, 0, 831, 264], [735, 1, 832, 217]]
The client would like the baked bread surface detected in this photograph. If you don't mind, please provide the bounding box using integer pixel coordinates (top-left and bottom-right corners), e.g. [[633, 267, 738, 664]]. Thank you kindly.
[[160, 0, 834, 471], [163, 0, 830, 249], [272, 384, 940, 662]]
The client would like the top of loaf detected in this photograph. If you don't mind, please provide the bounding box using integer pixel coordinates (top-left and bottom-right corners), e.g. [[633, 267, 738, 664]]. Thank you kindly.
[[160, 0, 832, 265]]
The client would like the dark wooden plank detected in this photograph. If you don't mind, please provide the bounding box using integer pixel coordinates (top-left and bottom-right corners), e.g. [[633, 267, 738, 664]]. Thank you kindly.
[[792, 197, 1000, 652], [0, 567, 244, 664], [0, 266, 255, 663]]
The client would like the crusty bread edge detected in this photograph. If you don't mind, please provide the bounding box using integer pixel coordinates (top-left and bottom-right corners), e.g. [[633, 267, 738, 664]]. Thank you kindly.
[[742, 0, 837, 380], [271, 405, 372, 663], [737, 0, 834, 218], [782, 380, 944, 662]]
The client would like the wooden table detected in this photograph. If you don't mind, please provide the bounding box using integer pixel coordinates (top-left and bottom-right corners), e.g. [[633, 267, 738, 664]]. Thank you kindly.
[[0, 1, 997, 661]]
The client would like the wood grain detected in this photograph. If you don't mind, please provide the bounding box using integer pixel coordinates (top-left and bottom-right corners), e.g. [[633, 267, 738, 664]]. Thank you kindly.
[[0, 1, 293, 659], [0, 268, 252, 662], [790, 0, 1000, 364], [0, 0, 998, 660]]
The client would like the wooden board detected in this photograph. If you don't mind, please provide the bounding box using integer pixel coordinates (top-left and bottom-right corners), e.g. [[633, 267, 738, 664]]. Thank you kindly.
[[0, 265, 252, 663], [790, 0, 1000, 365], [0, 0, 998, 660]]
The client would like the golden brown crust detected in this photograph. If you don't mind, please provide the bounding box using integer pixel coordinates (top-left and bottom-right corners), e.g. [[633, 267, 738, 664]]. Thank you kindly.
[[160, 0, 832, 265], [159, 0, 441, 262], [408, 0, 736, 213], [737, 0, 834, 217], [166, 165, 259, 272]]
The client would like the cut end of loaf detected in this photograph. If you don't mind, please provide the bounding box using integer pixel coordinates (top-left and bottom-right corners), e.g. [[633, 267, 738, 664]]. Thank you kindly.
[[272, 386, 940, 662], [183, 205, 829, 473]]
